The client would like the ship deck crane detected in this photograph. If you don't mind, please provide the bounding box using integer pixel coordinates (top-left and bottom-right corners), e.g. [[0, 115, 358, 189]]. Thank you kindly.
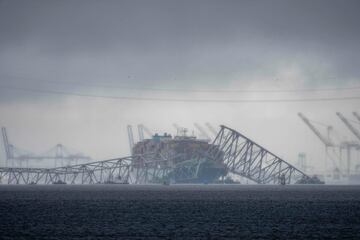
[[136, 124, 154, 141], [141, 125, 153, 138], [127, 125, 134, 154], [137, 124, 145, 141]]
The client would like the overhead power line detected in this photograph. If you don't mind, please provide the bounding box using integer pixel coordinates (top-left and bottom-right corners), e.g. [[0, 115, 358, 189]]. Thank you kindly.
[[1, 74, 360, 93], [1, 85, 360, 103]]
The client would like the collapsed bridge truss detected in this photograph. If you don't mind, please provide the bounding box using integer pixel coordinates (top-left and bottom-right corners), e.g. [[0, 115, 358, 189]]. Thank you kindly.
[[0, 155, 171, 185], [0, 125, 319, 185], [207, 125, 315, 184]]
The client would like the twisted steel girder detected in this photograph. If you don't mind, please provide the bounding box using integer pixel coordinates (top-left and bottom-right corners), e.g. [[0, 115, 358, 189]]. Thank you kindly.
[[0, 155, 170, 184], [0, 125, 320, 185], [207, 125, 315, 184]]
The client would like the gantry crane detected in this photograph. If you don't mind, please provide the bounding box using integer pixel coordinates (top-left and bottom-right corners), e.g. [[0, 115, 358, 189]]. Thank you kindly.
[[1, 127, 12, 166], [1, 127, 32, 167], [2, 127, 90, 168], [298, 113, 334, 147], [298, 113, 339, 177], [205, 122, 218, 137], [193, 123, 211, 141], [353, 112, 360, 122], [336, 112, 360, 176], [336, 112, 360, 141]]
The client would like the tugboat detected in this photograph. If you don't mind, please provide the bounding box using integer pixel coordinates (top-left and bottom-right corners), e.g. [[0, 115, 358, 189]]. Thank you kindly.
[[103, 175, 129, 184], [52, 179, 66, 184], [279, 174, 286, 185]]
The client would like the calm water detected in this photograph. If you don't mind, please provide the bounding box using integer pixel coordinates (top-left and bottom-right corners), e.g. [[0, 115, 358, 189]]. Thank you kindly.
[[0, 184, 360, 239]]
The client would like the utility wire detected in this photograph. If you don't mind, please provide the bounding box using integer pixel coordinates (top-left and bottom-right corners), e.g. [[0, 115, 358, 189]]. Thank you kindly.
[[1, 85, 360, 103], [1, 74, 360, 93]]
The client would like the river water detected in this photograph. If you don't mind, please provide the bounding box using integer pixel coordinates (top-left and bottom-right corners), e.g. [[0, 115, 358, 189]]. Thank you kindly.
[[0, 184, 359, 239]]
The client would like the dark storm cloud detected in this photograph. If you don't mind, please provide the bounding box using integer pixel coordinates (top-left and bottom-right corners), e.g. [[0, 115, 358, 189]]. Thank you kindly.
[[0, 0, 360, 103], [1, 0, 359, 48]]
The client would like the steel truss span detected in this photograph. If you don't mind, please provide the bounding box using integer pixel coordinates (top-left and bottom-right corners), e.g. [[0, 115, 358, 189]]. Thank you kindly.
[[0, 125, 320, 185], [0, 155, 170, 185], [207, 125, 318, 184]]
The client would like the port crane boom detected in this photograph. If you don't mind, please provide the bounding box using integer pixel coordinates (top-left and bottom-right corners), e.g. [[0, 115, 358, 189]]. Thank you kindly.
[[336, 112, 360, 141], [205, 123, 218, 136], [1, 127, 12, 164], [298, 113, 341, 177], [298, 113, 334, 147], [193, 123, 211, 140], [353, 112, 360, 122]]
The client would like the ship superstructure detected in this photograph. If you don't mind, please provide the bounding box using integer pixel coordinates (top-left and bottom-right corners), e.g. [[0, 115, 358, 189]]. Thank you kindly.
[[132, 131, 227, 183]]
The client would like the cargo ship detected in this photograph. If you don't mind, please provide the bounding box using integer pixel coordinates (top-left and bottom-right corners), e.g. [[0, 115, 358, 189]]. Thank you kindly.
[[131, 131, 227, 183]]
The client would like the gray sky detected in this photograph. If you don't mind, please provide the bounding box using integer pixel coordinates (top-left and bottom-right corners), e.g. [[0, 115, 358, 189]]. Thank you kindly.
[[0, 0, 360, 173]]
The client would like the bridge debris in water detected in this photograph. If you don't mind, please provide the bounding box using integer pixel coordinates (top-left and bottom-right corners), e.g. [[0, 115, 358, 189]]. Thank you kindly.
[[0, 125, 322, 185]]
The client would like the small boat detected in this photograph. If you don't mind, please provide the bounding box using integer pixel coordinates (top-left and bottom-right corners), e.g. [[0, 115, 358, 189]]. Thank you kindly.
[[52, 180, 67, 184]]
